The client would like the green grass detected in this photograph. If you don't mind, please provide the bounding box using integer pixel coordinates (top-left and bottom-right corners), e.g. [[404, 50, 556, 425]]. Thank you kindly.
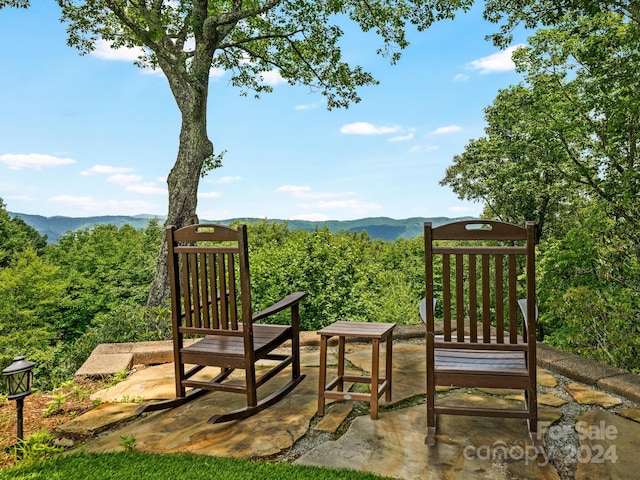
[[0, 452, 394, 480]]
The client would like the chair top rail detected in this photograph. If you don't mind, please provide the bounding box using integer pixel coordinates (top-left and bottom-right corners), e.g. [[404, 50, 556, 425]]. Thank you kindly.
[[433, 246, 528, 255], [169, 223, 244, 243], [173, 245, 240, 254], [429, 220, 531, 241]]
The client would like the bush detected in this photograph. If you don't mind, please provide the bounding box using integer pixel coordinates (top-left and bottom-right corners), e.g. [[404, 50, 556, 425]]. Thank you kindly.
[[537, 208, 640, 372], [248, 226, 424, 330]]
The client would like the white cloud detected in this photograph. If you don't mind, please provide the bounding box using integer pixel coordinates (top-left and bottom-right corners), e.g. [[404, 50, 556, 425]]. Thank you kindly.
[[0, 153, 75, 170], [278, 185, 383, 213], [295, 103, 318, 111], [49, 195, 160, 215], [277, 185, 311, 195], [388, 132, 414, 142], [91, 39, 168, 76], [300, 199, 382, 214], [198, 191, 222, 198], [277, 185, 355, 200], [6, 194, 36, 201], [80, 165, 135, 176], [467, 45, 524, 74], [261, 69, 286, 86], [80, 165, 164, 195], [454, 73, 469, 81], [141, 67, 165, 77], [210, 67, 226, 79], [408, 145, 439, 154], [449, 205, 477, 213], [92, 39, 145, 61], [50, 194, 93, 205], [340, 122, 402, 135], [125, 183, 166, 195], [430, 125, 462, 135], [107, 174, 143, 185], [291, 213, 331, 221], [212, 175, 242, 184]]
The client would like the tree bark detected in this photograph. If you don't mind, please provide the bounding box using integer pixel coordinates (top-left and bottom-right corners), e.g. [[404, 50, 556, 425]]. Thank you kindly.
[[146, 85, 213, 307]]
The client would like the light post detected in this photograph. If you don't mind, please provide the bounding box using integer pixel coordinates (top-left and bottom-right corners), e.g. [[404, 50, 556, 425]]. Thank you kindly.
[[2, 355, 36, 441]]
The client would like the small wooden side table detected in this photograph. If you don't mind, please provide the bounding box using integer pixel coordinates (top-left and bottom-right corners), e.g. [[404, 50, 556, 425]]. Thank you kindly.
[[317, 321, 396, 420]]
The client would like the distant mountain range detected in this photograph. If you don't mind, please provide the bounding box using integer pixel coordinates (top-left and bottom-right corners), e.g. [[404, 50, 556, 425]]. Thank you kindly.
[[9, 212, 475, 243]]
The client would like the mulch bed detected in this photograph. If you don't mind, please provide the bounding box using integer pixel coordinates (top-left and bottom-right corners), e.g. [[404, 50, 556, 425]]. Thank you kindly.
[[1, 378, 106, 468]]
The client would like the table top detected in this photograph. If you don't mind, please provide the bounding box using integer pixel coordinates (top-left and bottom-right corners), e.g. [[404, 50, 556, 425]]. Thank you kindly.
[[317, 321, 396, 339]]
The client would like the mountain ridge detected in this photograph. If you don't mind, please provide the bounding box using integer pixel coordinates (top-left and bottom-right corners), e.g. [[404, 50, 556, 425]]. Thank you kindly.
[[9, 212, 475, 243]]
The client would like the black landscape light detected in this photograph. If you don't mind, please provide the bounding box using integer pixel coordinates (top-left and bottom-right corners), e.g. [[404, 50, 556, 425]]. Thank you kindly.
[[3, 355, 36, 441]]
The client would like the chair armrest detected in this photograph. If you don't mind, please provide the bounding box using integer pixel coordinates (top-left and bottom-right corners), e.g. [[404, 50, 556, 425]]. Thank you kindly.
[[253, 291, 307, 322]]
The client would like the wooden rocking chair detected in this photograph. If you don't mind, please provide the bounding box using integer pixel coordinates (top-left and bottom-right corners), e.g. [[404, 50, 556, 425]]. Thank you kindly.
[[137, 223, 307, 424], [423, 220, 538, 445]]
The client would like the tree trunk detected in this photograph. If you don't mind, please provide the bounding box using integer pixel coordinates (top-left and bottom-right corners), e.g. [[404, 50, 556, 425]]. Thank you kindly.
[[146, 88, 213, 307]]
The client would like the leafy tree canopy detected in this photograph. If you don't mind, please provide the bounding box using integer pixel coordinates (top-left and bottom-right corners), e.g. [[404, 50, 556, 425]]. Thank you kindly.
[[442, 12, 640, 244], [0, 198, 47, 267], [484, 0, 640, 47]]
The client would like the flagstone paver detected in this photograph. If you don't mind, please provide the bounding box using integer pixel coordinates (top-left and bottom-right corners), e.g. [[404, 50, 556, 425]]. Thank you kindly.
[[574, 410, 640, 480], [538, 369, 559, 388], [537, 393, 569, 407], [564, 383, 623, 408], [58, 403, 140, 436], [314, 403, 353, 433], [617, 407, 640, 423], [79, 367, 319, 458], [74, 349, 319, 457], [345, 342, 426, 402], [295, 394, 562, 480]]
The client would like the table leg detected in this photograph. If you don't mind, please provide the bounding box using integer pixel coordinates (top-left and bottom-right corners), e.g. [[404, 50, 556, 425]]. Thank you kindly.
[[386, 333, 393, 401], [318, 335, 328, 416], [371, 338, 380, 420], [337, 335, 345, 392]]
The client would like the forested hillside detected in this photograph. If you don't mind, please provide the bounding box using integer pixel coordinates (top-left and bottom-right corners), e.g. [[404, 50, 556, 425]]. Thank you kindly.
[[1, 195, 638, 395], [9, 212, 474, 243]]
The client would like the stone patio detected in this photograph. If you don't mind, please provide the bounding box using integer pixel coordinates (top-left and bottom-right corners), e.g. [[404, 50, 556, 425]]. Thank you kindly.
[[61, 327, 640, 479]]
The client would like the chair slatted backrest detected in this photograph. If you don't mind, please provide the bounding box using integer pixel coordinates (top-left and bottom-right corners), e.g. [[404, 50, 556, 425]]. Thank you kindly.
[[425, 220, 536, 349], [167, 224, 252, 337]]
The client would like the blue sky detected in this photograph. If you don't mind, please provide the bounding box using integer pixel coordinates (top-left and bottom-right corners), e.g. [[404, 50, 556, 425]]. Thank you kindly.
[[0, 3, 527, 221]]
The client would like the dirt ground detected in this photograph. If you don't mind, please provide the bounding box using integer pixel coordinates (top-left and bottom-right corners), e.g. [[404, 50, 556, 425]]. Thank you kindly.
[[0, 378, 106, 468]]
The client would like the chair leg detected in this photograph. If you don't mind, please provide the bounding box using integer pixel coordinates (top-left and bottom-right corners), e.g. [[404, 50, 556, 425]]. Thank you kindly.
[[425, 378, 436, 445], [425, 402, 436, 447], [426, 346, 436, 445], [526, 387, 540, 447], [246, 363, 258, 408], [425, 426, 436, 446]]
